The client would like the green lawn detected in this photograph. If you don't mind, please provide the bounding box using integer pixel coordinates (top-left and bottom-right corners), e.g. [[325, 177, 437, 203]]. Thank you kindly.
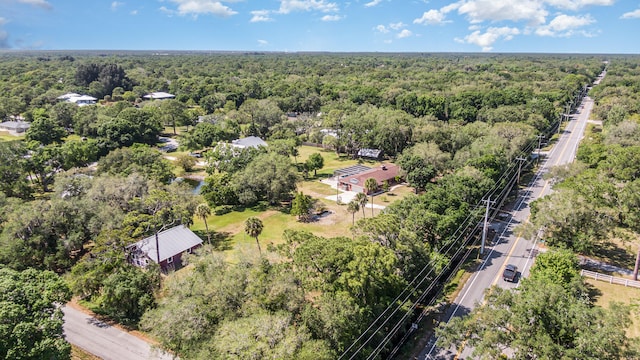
[[587, 278, 640, 338], [188, 145, 412, 263], [0, 131, 24, 142]]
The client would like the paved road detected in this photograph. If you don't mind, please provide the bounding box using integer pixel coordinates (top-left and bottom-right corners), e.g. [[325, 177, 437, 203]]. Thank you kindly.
[[420, 88, 597, 359], [63, 305, 175, 360]]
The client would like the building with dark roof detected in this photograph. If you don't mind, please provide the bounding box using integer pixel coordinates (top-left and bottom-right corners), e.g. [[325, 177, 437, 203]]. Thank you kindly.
[[127, 225, 203, 272], [357, 148, 383, 160]]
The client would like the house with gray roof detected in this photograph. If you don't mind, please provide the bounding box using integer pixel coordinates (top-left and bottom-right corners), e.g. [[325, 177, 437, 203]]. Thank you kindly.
[[0, 120, 30, 135], [231, 136, 268, 149], [127, 225, 203, 272]]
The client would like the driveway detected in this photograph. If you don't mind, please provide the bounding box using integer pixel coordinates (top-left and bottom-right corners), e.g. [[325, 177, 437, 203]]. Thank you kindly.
[[321, 178, 386, 209], [63, 305, 175, 360]]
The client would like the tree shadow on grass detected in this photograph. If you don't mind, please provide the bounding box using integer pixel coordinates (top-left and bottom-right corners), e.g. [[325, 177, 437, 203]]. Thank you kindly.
[[594, 240, 635, 269], [192, 229, 234, 251], [585, 281, 603, 302]]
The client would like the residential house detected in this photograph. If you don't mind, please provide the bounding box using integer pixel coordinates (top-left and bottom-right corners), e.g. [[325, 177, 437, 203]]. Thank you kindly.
[[143, 92, 176, 100], [127, 225, 203, 272], [231, 136, 268, 149], [57, 93, 97, 106], [0, 120, 30, 135], [357, 148, 384, 160], [338, 163, 400, 194]]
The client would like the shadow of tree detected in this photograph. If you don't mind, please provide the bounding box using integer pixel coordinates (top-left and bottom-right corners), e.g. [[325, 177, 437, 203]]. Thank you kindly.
[[192, 229, 234, 251], [596, 240, 635, 269]]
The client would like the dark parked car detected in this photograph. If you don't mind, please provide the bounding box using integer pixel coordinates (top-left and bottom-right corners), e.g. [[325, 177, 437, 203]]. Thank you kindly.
[[503, 264, 518, 282]]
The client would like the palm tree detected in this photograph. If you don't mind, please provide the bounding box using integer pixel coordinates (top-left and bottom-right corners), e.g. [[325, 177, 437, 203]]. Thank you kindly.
[[355, 192, 368, 219], [347, 200, 360, 226], [195, 203, 212, 244], [364, 178, 379, 217], [244, 217, 264, 254]]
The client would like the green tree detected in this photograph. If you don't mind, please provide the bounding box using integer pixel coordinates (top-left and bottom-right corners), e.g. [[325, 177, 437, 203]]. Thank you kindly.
[[201, 172, 239, 207], [355, 192, 368, 219], [0, 268, 72, 360], [398, 154, 435, 193], [0, 141, 32, 199], [245, 217, 264, 254], [99, 265, 160, 326], [291, 192, 313, 222], [175, 153, 197, 172], [305, 153, 324, 177], [347, 199, 360, 226], [233, 152, 298, 205], [159, 99, 188, 135], [436, 251, 638, 360], [97, 145, 175, 184], [195, 203, 212, 244], [25, 109, 66, 145], [364, 178, 378, 217]]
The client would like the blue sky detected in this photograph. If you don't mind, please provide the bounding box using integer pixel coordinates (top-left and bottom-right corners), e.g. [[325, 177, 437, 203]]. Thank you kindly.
[[1, 0, 639, 53]]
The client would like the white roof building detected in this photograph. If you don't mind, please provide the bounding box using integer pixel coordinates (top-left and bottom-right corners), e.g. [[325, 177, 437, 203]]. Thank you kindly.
[[143, 92, 176, 100], [57, 93, 97, 106]]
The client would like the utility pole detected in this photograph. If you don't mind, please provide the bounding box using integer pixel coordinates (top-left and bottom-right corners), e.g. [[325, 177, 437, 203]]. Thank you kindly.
[[536, 134, 544, 162], [634, 247, 640, 281], [480, 197, 495, 256], [515, 157, 526, 185]]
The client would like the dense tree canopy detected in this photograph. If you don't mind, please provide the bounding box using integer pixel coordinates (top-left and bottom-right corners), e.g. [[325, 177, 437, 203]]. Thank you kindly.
[[0, 267, 72, 360], [436, 251, 638, 359]]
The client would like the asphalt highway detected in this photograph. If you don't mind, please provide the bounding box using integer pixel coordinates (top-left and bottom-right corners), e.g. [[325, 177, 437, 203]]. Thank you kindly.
[[419, 90, 596, 360]]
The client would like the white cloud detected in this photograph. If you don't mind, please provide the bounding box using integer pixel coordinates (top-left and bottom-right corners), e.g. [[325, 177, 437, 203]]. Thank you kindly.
[[257, 39, 268, 45], [130, 10, 138, 15], [544, 0, 614, 11], [364, 0, 383, 7], [462, 26, 520, 51], [321, 14, 342, 21], [168, 0, 238, 17], [389, 22, 405, 30], [414, 9, 448, 25], [397, 29, 413, 38], [250, 10, 273, 22], [457, 0, 548, 26], [621, 9, 640, 19], [111, 2, 124, 11], [375, 24, 389, 33], [0, 17, 7, 26], [18, 0, 52, 10], [277, 0, 339, 14], [535, 14, 595, 36]]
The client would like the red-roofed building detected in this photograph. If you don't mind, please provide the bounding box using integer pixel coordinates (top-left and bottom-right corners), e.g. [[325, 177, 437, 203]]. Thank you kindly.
[[338, 163, 400, 194]]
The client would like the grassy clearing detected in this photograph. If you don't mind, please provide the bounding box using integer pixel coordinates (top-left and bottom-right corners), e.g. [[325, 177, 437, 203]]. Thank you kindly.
[[72, 345, 100, 360], [587, 278, 640, 338], [189, 145, 411, 262], [0, 131, 24, 142]]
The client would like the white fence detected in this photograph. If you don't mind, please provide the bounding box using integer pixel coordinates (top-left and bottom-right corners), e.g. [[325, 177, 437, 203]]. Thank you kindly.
[[580, 269, 640, 289]]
